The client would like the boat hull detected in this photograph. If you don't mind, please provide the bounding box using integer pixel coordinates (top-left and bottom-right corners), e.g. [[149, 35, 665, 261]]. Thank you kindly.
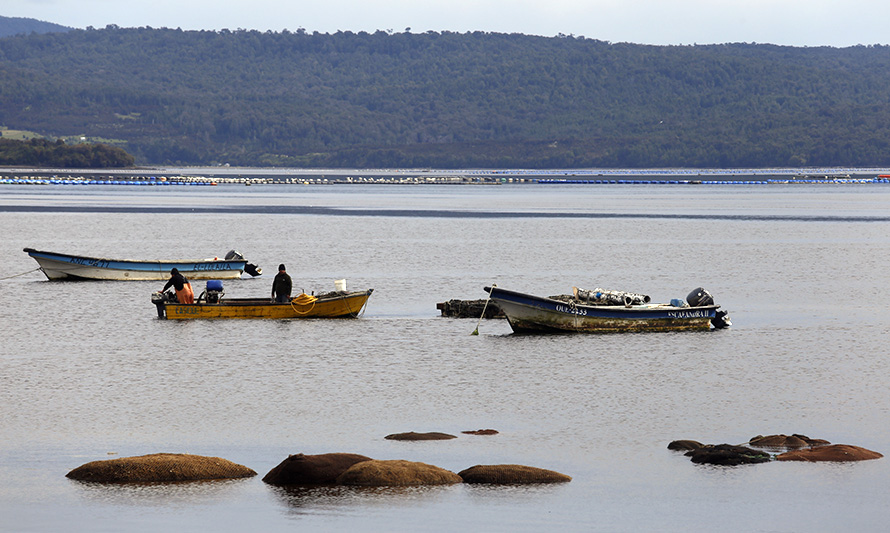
[[156, 289, 374, 320], [485, 286, 719, 333], [24, 248, 246, 281]]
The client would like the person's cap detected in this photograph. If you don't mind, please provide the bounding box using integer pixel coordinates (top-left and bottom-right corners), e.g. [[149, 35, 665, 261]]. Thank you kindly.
[[171, 268, 179, 274], [278, 264, 286, 271]]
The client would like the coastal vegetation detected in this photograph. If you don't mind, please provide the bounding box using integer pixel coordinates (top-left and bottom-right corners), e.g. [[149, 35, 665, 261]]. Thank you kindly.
[[0, 138, 134, 168], [2, 22, 890, 168]]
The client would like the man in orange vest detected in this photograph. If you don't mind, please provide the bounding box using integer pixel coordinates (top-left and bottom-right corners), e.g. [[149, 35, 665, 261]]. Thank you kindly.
[[162, 268, 194, 304]]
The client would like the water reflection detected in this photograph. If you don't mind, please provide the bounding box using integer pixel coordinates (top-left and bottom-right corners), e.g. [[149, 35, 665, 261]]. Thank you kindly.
[[69, 477, 253, 507], [268, 483, 461, 516]]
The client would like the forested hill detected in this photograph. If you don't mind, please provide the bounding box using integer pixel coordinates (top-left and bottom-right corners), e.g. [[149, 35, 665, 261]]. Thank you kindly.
[[2, 26, 890, 168], [0, 16, 72, 38]]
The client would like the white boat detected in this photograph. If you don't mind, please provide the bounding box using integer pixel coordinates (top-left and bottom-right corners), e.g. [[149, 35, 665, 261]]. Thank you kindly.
[[24, 248, 261, 281]]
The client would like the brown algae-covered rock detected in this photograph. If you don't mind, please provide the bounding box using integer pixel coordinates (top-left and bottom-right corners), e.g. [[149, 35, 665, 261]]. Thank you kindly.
[[462, 429, 499, 436], [749, 434, 814, 449], [66, 453, 256, 483], [776, 444, 883, 462], [458, 464, 571, 484], [262, 452, 373, 485], [384, 431, 457, 441], [336, 459, 462, 486]]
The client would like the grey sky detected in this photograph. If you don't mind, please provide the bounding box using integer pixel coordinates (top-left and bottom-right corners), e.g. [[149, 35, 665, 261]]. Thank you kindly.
[[6, 0, 886, 47]]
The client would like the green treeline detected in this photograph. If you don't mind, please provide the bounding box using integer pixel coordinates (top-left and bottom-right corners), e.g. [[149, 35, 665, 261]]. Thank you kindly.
[[0, 138, 134, 168], [2, 26, 890, 168]]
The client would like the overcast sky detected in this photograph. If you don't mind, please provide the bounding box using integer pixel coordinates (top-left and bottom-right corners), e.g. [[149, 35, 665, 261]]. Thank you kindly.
[[6, 0, 887, 47]]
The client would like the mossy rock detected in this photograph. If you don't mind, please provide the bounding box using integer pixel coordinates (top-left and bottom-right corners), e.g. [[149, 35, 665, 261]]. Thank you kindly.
[[458, 464, 571, 484], [776, 444, 883, 462], [749, 434, 827, 449], [262, 452, 373, 485], [66, 453, 256, 483], [336, 459, 462, 486], [668, 440, 705, 451], [384, 431, 457, 441]]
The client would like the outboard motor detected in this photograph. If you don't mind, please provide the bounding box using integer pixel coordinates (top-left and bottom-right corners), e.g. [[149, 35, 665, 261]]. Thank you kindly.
[[686, 287, 714, 307], [225, 250, 245, 261], [225, 249, 262, 277], [712, 309, 732, 329], [151, 291, 174, 318], [244, 263, 262, 277], [204, 280, 224, 303]]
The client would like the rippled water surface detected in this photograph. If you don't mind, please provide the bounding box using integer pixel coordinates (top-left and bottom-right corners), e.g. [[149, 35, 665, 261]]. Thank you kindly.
[[2, 182, 890, 532]]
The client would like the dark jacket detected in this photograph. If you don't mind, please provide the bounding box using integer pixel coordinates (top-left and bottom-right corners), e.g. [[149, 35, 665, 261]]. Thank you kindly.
[[272, 271, 292, 298], [163, 271, 189, 292]]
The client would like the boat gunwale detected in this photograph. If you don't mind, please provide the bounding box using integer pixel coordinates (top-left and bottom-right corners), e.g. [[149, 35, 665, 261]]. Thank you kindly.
[[23, 247, 247, 266], [164, 290, 374, 308]]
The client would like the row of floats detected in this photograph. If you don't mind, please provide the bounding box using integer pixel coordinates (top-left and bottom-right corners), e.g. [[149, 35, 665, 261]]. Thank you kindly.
[[0, 176, 220, 186], [0, 175, 517, 186], [3, 174, 890, 186], [539, 176, 890, 185]]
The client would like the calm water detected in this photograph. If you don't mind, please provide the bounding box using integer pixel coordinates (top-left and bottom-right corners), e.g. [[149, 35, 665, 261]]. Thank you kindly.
[[2, 182, 890, 532]]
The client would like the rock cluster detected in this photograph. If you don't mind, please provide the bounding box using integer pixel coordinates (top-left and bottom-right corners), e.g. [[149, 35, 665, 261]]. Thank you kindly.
[[67, 428, 571, 487], [669, 433, 882, 465]]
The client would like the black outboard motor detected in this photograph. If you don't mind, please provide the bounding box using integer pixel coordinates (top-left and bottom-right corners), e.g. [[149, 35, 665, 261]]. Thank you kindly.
[[686, 287, 714, 307], [712, 309, 732, 329], [151, 290, 174, 318], [686, 287, 731, 329], [225, 249, 262, 277], [244, 263, 262, 277]]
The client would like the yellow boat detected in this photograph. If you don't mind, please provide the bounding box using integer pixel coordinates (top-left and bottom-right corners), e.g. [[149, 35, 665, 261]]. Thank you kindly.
[[151, 287, 373, 320]]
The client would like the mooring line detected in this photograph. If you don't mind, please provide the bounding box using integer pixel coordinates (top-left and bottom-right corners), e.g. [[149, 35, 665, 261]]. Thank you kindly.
[[0, 267, 42, 281]]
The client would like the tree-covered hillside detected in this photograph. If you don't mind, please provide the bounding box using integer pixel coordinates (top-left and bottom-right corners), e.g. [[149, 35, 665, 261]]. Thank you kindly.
[[2, 26, 890, 168], [0, 16, 72, 38], [0, 138, 134, 168]]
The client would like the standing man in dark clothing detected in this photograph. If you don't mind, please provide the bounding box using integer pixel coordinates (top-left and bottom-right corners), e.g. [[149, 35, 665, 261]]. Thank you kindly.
[[162, 268, 194, 304], [272, 264, 293, 302]]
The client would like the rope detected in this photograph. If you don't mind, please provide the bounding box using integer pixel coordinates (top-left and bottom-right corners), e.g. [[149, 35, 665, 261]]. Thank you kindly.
[[0, 267, 42, 281], [472, 283, 496, 335], [349, 292, 370, 318], [289, 293, 318, 315]]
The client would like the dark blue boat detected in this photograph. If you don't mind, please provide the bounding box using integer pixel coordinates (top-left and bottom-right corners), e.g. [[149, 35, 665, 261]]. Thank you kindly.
[[484, 285, 730, 333]]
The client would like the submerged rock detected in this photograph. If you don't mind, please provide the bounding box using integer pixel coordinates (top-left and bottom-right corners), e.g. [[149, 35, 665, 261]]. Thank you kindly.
[[336, 459, 462, 486], [668, 440, 705, 451], [458, 464, 571, 484], [685, 444, 772, 466], [775, 444, 883, 462], [66, 453, 256, 483], [462, 429, 499, 435], [384, 431, 457, 441], [749, 434, 830, 449], [262, 452, 373, 485]]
